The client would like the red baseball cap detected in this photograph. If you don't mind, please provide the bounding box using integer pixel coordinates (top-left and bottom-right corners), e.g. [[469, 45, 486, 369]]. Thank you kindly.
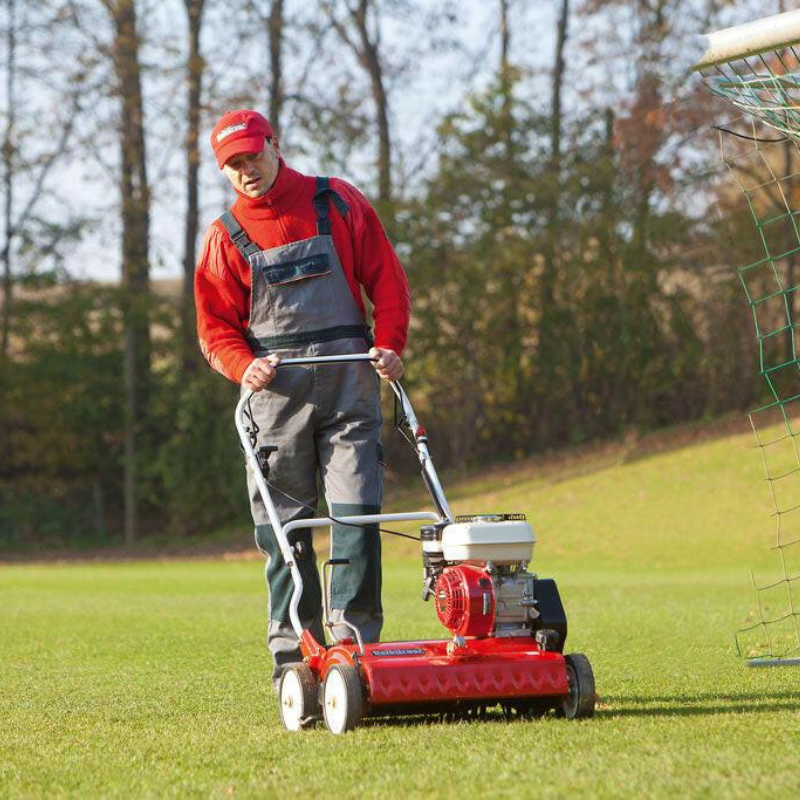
[[211, 110, 274, 169]]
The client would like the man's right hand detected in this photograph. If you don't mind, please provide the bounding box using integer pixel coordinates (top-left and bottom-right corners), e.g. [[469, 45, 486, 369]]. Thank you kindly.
[[241, 354, 282, 392]]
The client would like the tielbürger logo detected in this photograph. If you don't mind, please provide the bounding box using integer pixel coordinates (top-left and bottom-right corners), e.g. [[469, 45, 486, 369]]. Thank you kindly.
[[216, 123, 247, 142], [372, 648, 425, 657]]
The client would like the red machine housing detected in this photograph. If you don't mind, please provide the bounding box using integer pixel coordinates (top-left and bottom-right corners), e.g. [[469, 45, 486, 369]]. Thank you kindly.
[[300, 630, 569, 714], [434, 564, 495, 637], [295, 531, 572, 718]]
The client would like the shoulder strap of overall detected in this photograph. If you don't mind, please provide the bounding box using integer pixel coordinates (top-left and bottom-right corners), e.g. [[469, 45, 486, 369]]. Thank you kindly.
[[218, 210, 261, 262], [313, 176, 350, 236]]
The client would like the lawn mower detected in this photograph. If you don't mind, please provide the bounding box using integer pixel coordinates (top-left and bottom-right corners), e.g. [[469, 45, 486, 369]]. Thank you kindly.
[[235, 353, 595, 733]]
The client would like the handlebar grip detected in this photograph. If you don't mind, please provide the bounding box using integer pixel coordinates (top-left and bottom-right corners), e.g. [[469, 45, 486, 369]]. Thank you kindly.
[[277, 354, 376, 367], [239, 354, 376, 403]]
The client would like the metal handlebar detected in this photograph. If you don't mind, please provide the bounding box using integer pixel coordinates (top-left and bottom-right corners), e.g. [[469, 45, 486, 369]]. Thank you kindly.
[[272, 353, 378, 367], [233, 352, 453, 639], [239, 353, 376, 405], [236, 353, 452, 522]]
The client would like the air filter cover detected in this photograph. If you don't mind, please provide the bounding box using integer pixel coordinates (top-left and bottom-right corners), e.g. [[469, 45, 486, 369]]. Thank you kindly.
[[441, 519, 535, 565]]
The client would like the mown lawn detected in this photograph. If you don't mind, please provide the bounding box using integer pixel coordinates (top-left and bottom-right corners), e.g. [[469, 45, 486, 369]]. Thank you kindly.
[[2, 424, 800, 798]]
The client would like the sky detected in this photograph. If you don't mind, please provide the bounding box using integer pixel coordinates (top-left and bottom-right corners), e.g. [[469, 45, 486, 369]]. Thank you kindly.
[[1, 0, 785, 283], [56, 1, 556, 283]]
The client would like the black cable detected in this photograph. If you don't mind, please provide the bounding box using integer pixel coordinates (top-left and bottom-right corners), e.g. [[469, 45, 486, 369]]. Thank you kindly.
[[264, 477, 422, 542], [713, 124, 788, 143], [243, 397, 260, 450], [393, 389, 415, 448]]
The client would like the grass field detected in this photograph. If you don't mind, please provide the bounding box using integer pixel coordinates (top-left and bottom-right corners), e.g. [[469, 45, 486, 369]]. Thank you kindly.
[[2, 422, 800, 798]]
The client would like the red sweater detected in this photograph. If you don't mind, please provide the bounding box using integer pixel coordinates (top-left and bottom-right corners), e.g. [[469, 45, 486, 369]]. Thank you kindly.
[[195, 163, 411, 383]]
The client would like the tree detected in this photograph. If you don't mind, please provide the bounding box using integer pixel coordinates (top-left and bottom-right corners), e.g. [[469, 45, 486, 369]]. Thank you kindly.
[[0, 0, 16, 364], [0, 279, 126, 547], [401, 75, 547, 464], [102, 0, 152, 544], [232, 1, 286, 132], [268, 0, 285, 132], [180, 0, 207, 376], [323, 0, 394, 229], [0, 0, 84, 363], [534, 0, 571, 440]]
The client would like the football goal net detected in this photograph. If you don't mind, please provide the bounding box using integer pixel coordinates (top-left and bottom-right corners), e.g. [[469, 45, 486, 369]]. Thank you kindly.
[[694, 10, 800, 667]]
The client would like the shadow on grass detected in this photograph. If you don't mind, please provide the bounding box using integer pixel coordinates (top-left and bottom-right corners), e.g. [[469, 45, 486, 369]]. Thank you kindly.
[[360, 712, 540, 730], [600, 690, 800, 719], [354, 690, 800, 729]]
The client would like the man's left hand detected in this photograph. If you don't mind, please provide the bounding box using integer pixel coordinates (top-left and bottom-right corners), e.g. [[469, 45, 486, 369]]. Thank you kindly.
[[369, 347, 404, 381]]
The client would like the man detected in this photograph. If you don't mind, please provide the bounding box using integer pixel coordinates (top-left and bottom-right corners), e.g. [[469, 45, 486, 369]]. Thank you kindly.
[[195, 109, 410, 687]]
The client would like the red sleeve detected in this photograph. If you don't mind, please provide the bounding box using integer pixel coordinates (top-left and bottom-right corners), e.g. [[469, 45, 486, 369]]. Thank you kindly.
[[332, 180, 411, 355], [194, 224, 254, 383]]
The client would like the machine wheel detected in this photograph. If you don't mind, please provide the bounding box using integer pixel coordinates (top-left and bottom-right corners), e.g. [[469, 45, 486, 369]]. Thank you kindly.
[[558, 653, 595, 720], [278, 664, 319, 731], [322, 664, 364, 734]]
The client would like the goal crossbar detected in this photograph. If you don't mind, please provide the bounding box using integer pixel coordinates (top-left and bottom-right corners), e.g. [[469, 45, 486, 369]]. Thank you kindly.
[[694, 10, 800, 71]]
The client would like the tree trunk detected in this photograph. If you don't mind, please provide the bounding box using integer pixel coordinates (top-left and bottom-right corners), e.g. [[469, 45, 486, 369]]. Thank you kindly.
[[497, 0, 521, 417], [106, 0, 151, 544], [0, 0, 16, 363], [629, 3, 665, 276], [550, 0, 568, 171], [537, 0, 569, 440], [181, 0, 206, 377], [324, 1, 394, 229], [499, 0, 509, 69], [499, 0, 512, 161], [268, 0, 284, 133], [349, 0, 393, 230], [602, 107, 631, 418]]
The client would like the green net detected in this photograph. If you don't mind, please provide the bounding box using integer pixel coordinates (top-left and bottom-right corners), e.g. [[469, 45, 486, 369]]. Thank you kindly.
[[703, 46, 800, 141], [711, 114, 800, 662]]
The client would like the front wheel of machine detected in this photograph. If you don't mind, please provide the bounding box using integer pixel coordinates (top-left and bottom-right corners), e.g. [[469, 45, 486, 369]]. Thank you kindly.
[[558, 653, 595, 720], [278, 664, 319, 731], [322, 664, 364, 734]]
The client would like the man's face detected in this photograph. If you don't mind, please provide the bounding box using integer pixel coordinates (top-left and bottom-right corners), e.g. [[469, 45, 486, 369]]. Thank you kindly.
[[222, 138, 281, 198]]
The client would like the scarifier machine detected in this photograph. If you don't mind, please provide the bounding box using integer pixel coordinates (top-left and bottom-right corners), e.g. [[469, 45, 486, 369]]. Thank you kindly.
[[235, 354, 596, 733]]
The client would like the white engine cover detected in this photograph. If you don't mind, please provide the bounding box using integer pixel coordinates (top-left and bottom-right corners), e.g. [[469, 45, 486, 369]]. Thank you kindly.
[[441, 520, 535, 565]]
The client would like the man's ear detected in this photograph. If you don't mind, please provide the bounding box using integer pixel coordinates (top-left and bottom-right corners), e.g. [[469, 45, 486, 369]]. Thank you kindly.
[[271, 136, 281, 156]]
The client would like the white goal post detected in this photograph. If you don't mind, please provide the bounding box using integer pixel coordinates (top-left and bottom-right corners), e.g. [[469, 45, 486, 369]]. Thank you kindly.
[[691, 9, 800, 143], [694, 9, 800, 70]]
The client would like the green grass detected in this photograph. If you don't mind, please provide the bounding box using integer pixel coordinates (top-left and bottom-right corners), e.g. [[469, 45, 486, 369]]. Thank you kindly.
[[2, 424, 800, 798]]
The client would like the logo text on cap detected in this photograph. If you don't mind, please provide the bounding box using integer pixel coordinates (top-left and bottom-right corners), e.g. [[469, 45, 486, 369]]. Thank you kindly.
[[216, 123, 247, 143]]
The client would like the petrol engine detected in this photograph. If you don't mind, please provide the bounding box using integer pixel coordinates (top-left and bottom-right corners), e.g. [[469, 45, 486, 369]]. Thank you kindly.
[[420, 514, 567, 649]]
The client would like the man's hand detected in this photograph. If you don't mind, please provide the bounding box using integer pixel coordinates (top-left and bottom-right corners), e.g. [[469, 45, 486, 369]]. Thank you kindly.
[[369, 347, 404, 381], [241, 354, 282, 392]]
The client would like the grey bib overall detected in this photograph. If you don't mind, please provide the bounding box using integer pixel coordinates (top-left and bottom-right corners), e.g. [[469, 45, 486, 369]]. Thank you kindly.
[[220, 178, 383, 684]]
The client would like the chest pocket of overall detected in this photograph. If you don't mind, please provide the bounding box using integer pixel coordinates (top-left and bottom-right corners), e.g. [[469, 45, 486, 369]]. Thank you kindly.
[[250, 247, 339, 328], [263, 252, 331, 286]]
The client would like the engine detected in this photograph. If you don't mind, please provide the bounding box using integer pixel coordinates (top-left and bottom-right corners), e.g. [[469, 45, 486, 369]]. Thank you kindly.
[[433, 564, 496, 637], [421, 514, 567, 646]]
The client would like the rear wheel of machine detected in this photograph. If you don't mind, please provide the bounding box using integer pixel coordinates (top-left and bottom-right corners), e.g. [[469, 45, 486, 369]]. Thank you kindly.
[[278, 664, 319, 731], [322, 665, 364, 734], [558, 653, 595, 719]]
